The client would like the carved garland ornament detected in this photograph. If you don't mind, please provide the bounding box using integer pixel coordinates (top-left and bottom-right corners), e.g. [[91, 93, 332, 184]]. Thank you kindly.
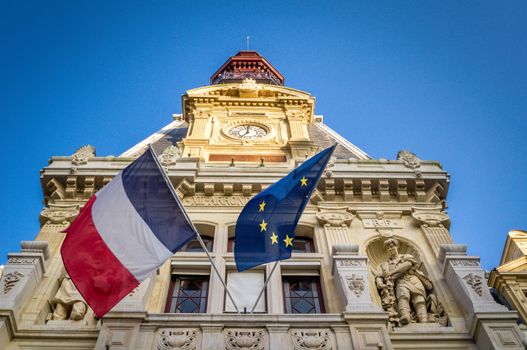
[[3, 271, 24, 294], [463, 273, 483, 296], [155, 329, 199, 350], [225, 329, 264, 350], [290, 329, 332, 350], [346, 274, 365, 297]]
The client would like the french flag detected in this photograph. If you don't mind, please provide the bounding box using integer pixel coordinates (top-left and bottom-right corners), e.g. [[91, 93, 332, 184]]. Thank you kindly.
[[61, 148, 196, 317]]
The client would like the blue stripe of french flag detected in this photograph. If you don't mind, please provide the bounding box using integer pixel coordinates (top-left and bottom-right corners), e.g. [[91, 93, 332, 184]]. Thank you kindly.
[[61, 148, 196, 317]]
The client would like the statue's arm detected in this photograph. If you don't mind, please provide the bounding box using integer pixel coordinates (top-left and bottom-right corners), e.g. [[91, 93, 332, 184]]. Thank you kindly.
[[387, 260, 413, 277]]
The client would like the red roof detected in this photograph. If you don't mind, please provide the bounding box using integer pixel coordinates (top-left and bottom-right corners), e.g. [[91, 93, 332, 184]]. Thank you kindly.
[[210, 51, 284, 86]]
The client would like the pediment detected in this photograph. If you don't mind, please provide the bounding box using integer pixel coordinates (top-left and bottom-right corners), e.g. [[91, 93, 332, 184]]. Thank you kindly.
[[497, 256, 527, 273]]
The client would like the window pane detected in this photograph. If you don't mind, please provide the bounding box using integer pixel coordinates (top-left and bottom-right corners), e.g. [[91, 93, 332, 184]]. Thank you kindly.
[[292, 237, 314, 253], [225, 271, 266, 312], [165, 276, 209, 313], [283, 277, 324, 314]]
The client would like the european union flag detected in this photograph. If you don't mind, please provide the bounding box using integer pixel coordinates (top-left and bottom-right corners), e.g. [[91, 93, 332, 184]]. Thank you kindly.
[[234, 145, 336, 272]]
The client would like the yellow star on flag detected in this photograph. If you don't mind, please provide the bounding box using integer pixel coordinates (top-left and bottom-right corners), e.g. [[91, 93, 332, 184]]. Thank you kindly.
[[259, 219, 268, 232], [270, 232, 278, 244], [300, 176, 308, 187], [284, 234, 293, 247], [259, 200, 266, 212]]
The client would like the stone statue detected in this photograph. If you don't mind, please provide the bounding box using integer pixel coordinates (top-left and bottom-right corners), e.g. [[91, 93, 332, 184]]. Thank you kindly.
[[50, 274, 87, 321], [375, 238, 445, 327]]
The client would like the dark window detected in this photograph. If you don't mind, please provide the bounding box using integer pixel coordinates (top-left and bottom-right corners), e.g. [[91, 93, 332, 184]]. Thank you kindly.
[[227, 237, 235, 252], [283, 276, 324, 314], [292, 237, 315, 253], [180, 236, 213, 252], [165, 276, 209, 313]]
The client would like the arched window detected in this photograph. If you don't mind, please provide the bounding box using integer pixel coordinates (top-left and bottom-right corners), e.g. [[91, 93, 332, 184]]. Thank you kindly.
[[180, 223, 215, 253]]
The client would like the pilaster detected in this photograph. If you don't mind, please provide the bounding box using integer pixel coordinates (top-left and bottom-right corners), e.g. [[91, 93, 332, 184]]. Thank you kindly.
[[439, 244, 524, 349], [0, 241, 49, 323], [412, 208, 452, 256]]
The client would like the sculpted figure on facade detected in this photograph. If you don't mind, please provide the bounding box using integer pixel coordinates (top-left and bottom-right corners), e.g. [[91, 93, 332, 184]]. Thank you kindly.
[[50, 274, 88, 321], [374, 238, 445, 327]]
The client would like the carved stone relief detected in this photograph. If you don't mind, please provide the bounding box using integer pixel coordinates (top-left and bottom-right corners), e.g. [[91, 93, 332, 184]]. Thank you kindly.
[[346, 274, 365, 297], [373, 238, 447, 327], [50, 275, 87, 321], [316, 211, 353, 227], [159, 145, 180, 166], [40, 204, 80, 225], [411, 211, 450, 228], [397, 150, 421, 177], [463, 273, 483, 296], [155, 328, 199, 350], [2, 271, 24, 294], [71, 145, 96, 165], [290, 329, 332, 350], [224, 329, 264, 350], [324, 156, 336, 178]]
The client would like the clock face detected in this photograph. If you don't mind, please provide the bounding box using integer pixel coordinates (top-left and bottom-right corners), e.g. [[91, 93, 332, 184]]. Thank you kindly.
[[228, 124, 268, 140]]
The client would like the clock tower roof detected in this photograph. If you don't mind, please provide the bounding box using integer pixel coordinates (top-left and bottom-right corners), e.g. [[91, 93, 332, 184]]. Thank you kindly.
[[210, 51, 284, 86]]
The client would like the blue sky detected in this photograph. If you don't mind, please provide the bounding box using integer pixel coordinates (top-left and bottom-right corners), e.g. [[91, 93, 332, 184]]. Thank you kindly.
[[1, 1, 526, 269]]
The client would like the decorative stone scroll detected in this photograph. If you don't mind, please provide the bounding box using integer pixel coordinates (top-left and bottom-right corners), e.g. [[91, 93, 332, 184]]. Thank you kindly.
[[156, 328, 199, 350], [224, 329, 264, 350], [159, 145, 180, 166], [290, 329, 333, 350], [39, 204, 80, 226], [71, 145, 96, 165], [2, 271, 24, 294]]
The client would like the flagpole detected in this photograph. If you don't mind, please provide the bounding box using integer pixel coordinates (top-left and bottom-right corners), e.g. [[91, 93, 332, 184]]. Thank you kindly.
[[250, 260, 280, 313], [149, 147, 241, 314]]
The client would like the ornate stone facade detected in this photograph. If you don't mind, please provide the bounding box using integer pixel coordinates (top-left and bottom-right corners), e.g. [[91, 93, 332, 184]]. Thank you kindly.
[[0, 51, 524, 349]]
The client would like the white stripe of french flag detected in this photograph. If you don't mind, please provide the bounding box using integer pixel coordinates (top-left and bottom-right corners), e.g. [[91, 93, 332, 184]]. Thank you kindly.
[[61, 148, 196, 317]]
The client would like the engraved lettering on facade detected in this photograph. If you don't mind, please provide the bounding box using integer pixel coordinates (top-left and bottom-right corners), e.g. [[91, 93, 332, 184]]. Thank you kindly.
[[183, 196, 251, 207]]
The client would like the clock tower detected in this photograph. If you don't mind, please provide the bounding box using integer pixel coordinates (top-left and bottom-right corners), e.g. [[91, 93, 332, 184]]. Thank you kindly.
[[181, 51, 318, 163]]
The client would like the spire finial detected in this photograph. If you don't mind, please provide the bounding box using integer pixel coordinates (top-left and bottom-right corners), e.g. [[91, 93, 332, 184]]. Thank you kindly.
[[246, 36, 250, 50]]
